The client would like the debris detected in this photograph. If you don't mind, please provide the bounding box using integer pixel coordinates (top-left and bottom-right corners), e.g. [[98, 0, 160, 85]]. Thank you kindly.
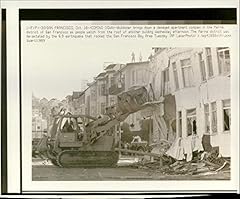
[[129, 147, 230, 176], [118, 135, 230, 177], [166, 135, 203, 162]]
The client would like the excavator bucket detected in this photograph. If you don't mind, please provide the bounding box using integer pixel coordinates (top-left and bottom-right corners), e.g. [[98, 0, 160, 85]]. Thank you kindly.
[[117, 86, 148, 114]]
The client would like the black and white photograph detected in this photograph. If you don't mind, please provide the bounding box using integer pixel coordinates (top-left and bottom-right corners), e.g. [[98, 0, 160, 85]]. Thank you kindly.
[[31, 46, 231, 181], [1, 0, 239, 196], [23, 22, 232, 181]]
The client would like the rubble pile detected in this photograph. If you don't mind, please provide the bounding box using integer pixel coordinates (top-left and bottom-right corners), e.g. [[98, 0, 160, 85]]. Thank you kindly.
[[131, 137, 230, 176]]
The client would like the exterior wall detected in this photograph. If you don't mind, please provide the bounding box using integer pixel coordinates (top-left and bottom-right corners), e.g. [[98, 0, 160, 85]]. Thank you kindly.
[[149, 48, 177, 143], [96, 78, 107, 116], [150, 48, 170, 98], [106, 71, 118, 107], [121, 61, 151, 140], [166, 47, 230, 156]]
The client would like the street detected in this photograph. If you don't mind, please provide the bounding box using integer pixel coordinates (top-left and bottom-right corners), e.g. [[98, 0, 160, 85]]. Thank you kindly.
[[32, 157, 230, 181]]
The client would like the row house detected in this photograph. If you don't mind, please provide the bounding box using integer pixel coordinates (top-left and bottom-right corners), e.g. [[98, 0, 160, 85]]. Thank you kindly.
[[105, 64, 124, 108], [116, 61, 153, 143], [122, 61, 151, 131], [151, 47, 231, 157], [71, 64, 124, 118], [67, 61, 153, 143]]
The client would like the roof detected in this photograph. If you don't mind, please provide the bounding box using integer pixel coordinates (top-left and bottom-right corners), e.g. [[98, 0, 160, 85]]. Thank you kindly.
[[40, 97, 48, 102], [126, 61, 149, 66], [95, 72, 106, 79], [105, 64, 116, 70]]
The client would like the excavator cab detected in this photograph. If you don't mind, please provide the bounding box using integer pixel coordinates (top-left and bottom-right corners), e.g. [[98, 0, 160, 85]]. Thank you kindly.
[[54, 115, 95, 149]]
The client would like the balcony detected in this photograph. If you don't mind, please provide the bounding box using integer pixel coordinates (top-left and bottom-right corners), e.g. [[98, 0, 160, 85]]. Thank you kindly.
[[109, 82, 125, 95]]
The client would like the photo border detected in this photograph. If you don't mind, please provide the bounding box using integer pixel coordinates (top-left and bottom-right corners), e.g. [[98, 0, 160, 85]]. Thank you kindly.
[[0, 2, 239, 196], [19, 8, 237, 194]]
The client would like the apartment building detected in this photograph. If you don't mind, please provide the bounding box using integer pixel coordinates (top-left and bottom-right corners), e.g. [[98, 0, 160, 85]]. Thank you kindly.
[[121, 61, 151, 130], [151, 47, 231, 156]]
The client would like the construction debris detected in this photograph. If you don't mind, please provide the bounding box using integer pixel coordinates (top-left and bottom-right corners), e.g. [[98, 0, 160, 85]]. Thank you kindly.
[[166, 135, 203, 162], [129, 141, 230, 176]]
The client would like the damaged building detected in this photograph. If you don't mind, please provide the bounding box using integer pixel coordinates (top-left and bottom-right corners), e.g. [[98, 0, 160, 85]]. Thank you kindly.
[[149, 47, 231, 157]]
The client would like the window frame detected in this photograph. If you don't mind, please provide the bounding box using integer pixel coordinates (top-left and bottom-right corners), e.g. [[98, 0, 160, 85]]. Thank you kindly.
[[180, 58, 194, 88], [186, 108, 197, 136], [222, 99, 231, 132], [198, 52, 207, 82], [217, 47, 231, 75], [205, 47, 214, 78], [211, 102, 218, 134], [204, 104, 210, 134]]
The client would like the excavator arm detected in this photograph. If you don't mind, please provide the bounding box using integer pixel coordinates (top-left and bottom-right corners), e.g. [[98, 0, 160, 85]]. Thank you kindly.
[[87, 86, 163, 143]]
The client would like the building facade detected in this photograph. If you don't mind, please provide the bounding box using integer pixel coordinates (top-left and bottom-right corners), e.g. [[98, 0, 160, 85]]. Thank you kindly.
[[151, 47, 231, 156]]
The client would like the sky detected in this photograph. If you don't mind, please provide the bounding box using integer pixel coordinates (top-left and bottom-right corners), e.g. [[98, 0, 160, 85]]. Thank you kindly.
[[22, 21, 157, 100]]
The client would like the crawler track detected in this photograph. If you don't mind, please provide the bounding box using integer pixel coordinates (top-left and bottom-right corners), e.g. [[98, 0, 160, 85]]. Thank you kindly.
[[56, 150, 119, 168]]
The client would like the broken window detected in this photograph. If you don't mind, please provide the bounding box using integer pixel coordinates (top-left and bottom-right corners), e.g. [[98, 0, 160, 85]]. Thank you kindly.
[[199, 52, 207, 81], [204, 104, 210, 134], [217, 47, 230, 75], [206, 48, 214, 78], [223, 99, 231, 131], [211, 102, 218, 133], [186, 108, 197, 136], [172, 62, 179, 90], [181, 58, 194, 87]]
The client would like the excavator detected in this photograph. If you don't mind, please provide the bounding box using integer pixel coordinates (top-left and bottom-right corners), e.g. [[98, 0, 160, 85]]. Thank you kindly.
[[36, 86, 163, 167]]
